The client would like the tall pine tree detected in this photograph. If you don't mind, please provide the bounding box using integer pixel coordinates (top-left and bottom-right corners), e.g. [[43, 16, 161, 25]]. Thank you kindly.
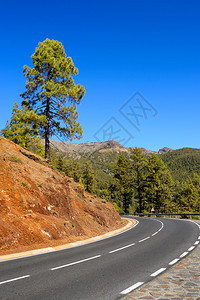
[[130, 148, 148, 213], [146, 154, 174, 213], [21, 39, 85, 161], [113, 155, 133, 214]]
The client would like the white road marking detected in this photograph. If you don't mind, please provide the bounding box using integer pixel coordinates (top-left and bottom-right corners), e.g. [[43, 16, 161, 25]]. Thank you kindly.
[[180, 252, 188, 258], [138, 236, 150, 243], [120, 282, 144, 294], [188, 246, 195, 251], [194, 241, 199, 245], [169, 258, 179, 265], [109, 243, 135, 254], [0, 275, 30, 285], [150, 268, 166, 277], [51, 255, 101, 271], [152, 232, 158, 236], [198, 236, 200, 240]]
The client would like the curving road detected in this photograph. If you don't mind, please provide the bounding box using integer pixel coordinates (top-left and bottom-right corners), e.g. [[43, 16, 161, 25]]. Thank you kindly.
[[0, 217, 199, 299]]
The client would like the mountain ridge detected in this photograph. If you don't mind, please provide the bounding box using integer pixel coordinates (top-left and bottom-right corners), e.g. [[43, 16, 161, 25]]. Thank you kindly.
[[49, 139, 174, 157]]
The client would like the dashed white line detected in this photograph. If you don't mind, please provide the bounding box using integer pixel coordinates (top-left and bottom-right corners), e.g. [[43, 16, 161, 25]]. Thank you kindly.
[[188, 246, 195, 251], [150, 267, 166, 277], [120, 282, 144, 294], [51, 255, 101, 271], [169, 258, 179, 265], [180, 252, 188, 258], [0, 275, 30, 285], [138, 236, 150, 243], [198, 236, 200, 240], [194, 241, 199, 245], [109, 243, 135, 254]]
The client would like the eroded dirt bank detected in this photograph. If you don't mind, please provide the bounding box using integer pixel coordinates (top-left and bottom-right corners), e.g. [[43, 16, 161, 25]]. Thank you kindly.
[[0, 137, 124, 255]]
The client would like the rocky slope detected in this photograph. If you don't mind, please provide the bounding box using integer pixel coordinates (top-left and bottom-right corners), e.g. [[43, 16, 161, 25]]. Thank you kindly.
[[49, 140, 173, 158], [0, 137, 122, 254]]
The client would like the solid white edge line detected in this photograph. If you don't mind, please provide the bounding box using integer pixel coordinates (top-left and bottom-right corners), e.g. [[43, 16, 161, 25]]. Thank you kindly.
[[0, 275, 30, 285], [51, 255, 101, 271], [109, 243, 135, 254], [120, 282, 144, 294], [151, 232, 158, 236], [180, 252, 188, 258], [138, 236, 150, 243], [150, 267, 166, 277], [194, 241, 199, 245], [169, 258, 179, 265]]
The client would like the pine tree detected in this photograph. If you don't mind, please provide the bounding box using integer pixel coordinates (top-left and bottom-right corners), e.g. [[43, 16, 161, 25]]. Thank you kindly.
[[82, 162, 95, 193], [176, 177, 200, 212], [1, 102, 45, 155], [21, 39, 85, 161], [113, 155, 133, 214], [146, 154, 174, 213], [130, 148, 148, 213], [56, 155, 65, 172]]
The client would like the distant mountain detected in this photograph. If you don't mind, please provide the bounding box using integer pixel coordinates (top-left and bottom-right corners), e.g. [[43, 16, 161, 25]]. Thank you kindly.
[[50, 140, 173, 158], [49, 140, 200, 183]]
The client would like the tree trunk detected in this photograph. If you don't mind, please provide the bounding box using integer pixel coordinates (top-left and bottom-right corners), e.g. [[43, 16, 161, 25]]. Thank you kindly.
[[45, 96, 50, 162]]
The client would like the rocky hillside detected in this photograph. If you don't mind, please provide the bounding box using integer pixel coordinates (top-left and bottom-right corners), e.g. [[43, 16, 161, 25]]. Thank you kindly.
[[49, 140, 173, 158], [0, 137, 122, 254]]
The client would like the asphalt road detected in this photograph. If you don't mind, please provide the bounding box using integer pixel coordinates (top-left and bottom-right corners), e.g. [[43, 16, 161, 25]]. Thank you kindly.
[[0, 217, 199, 300]]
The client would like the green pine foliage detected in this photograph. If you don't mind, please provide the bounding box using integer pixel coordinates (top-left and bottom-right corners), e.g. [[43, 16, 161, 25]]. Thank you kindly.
[[175, 175, 200, 212], [146, 154, 174, 213], [21, 38, 85, 161], [1, 102, 45, 156], [130, 148, 149, 213], [112, 155, 133, 214], [161, 148, 200, 181], [82, 162, 96, 193]]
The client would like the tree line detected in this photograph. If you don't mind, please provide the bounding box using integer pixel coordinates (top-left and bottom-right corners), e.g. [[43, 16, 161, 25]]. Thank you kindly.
[[49, 149, 200, 214]]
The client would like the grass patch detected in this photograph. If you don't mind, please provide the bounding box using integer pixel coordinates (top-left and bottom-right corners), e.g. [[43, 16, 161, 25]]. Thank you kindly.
[[21, 181, 28, 186], [8, 156, 22, 163], [72, 223, 76, 228]]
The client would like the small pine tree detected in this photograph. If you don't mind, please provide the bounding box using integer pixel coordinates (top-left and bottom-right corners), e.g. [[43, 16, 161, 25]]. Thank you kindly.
[[1, 102, 45, 155], [82, 163, 95, 193]]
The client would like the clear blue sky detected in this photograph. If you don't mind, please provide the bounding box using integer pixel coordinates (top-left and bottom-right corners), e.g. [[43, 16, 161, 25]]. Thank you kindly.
[[0, 0, 200, 151]]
